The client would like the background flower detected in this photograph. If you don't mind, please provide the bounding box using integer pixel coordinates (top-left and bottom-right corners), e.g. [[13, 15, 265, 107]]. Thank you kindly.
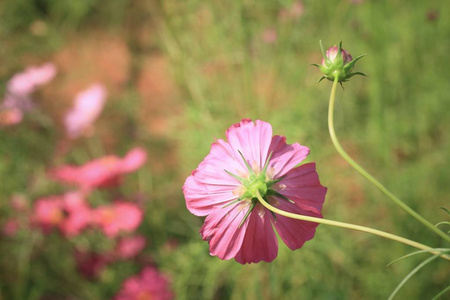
[[64, 83, 107, 139], [115, 267, 174, 300]]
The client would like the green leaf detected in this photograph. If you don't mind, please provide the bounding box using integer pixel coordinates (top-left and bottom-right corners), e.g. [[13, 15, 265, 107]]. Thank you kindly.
[[388, 252, 446, 300], [432, 285, 450, 300]]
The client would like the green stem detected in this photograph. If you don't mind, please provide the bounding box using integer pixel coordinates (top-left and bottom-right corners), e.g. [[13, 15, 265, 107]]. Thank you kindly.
[[255, 191, 450, 260], [328, 77, 450, 243]]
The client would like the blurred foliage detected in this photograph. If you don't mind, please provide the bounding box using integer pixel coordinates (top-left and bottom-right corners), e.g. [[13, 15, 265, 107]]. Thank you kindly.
[[1, 0, 449, 299]]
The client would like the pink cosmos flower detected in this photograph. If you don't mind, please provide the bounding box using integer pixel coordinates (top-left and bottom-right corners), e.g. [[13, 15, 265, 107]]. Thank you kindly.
[[59, 192, 92, 237], [49, 147, 147, 191], [0, 62, 56, 126], [183, 119, 327, 264], [2, 219, 20, 236], [115, 267, 174, 300], [114, 235, 147, 259], [92, 202, 143, 237], [64, 83, 107, 139], [6, 62, 57, 96], [32, 196, 64, 233], [74, 249, 111, 279]]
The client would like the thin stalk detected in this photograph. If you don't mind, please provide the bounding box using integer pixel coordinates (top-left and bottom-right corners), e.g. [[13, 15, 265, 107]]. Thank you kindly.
[[255, 190, 450, 260], [328, 76, 450, 242]]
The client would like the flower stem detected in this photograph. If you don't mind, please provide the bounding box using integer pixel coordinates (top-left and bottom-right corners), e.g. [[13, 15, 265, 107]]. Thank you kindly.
[[256, 191, 450, 260], [328, 77, 450, 243]]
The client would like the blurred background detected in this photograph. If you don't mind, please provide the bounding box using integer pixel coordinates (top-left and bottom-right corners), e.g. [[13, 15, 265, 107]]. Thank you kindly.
[[1, 0, 449, 299]]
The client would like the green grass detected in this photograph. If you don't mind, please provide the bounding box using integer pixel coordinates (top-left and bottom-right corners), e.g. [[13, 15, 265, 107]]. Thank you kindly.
[[1, 0, 449, 299]]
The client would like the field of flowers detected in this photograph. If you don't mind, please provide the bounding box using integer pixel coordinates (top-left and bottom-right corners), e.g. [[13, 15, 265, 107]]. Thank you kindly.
[[1, 1, 449, 299]]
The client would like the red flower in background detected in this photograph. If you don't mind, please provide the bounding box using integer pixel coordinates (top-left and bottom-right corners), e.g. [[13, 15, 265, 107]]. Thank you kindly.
[[114, 235, 147, 260], [32, 196, 64, 233], [59, 192, 92, 237], [115, 267, 174, 300], [92, 202, 143, 237], [49, 147, 147, 191]]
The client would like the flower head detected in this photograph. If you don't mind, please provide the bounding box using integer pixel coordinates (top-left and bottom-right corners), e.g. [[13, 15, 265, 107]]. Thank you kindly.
[[115, 267, 174, 300], [59, 192, 92, 237], [64, 83, 107, 139], [49, 147, 147, 191], [183, 119, 327, 264], [92, 202, 143, 237], [1, 62, 57, 126], [32, 196, 64, 233], [312, 41, 366, 83], [114, 235, 147, 260]]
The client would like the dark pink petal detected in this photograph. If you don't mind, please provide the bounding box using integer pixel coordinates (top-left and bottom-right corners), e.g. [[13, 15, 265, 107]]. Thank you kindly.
[[225, 119, 273, 170], [277, 163, 327, 212], [183, 174, 238, 216], [268, 135, 310, 178], [235, 205, 278, 264], [200, 203, 250, 260], [271, 199, 322, 250]]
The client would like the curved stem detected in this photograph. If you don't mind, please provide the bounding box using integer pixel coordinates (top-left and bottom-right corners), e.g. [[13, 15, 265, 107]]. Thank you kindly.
[[328, 77, 450, 243], [256, 191, 450, 260]]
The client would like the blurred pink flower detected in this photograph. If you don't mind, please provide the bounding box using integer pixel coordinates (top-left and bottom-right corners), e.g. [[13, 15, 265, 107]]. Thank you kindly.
[[0, 62, 56, 126], [183, 119, 327, 264], [7, 62, 57, 96], [74, 249, 111, 280], [262, 28, 277, 44], [115, 267, 174, 300], [2, 219, 20, 236], [59, 192, 92, 237], [49, 147, 147, 191], [0, 108, 23, 126], [114, 235, 147, 259], [64, 83, 107, 139], [93, 202, 143, 237], [279, 1, 305, 21], [32, 196, 64, 233]]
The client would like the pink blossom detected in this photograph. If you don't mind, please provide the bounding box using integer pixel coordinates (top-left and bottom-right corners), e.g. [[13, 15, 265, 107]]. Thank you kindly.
[[2, 219, 20, 236], [64, 83, 107, 139], [7, 62, 57, 96], [114, 235, 147, 259], [49, 147, 147, 191], [115, 267, 174, 300], [74, 249, 111, 279], [59, 192, 92, 237], [92, 202, 143, 237], [32, 196, 64, 233], [183, 119, 327, 264], [0, 63, 56, 126], [262, 28, 277, 44], [279, 1, 304, 21]]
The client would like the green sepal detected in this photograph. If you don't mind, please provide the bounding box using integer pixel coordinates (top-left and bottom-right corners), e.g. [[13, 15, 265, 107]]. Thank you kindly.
[[266, 189, 295, 204]]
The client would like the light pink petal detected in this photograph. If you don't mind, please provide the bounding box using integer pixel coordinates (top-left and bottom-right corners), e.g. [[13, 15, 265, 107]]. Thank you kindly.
[[271, 198, 322, 250], [276, 162, 327, 212], [200, 203, 250, 260], [198, 139, 247, 184], [183, 174, 238, 216], [235, 205, 278, 264], [65, 83, 107, 139], [120, 147, 148, 173], [268, 135, 309, 178], [225, 119, 273, 170]]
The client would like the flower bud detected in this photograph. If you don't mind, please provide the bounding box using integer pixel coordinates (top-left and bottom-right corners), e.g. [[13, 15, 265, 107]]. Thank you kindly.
[[313, 41, 366, 84]]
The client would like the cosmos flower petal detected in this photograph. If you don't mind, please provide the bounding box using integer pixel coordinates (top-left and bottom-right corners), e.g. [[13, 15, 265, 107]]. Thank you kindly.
[[277, 163, 327, 212], [268, 135, 310, 178], [225, 119, 273, 170], [201, 203, 250, 260], [272, 198, 322, 250], [235, 205, 278, 264], [183, 174, 238, 216]]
